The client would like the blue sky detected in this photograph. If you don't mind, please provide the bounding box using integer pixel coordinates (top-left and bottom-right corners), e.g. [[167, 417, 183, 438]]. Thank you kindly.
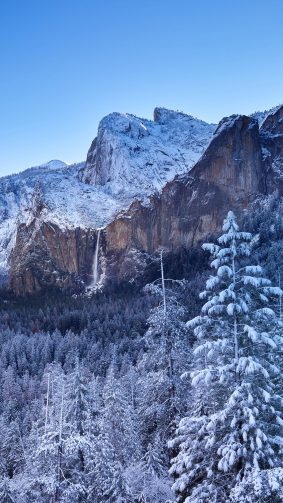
[[1, 0, 283, 176]]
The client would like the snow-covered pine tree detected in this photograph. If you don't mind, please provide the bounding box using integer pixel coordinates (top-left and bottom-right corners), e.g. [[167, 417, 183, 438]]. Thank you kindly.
[[140, 251, 188, 441], [62, 359, 90, 502], [87, 363, 136, 502], [170, 211, 283, 503], [230, 467, 283, 502], [0, 418, 25, 481], [88, 418, 128, 503], [0, 477, 16, 503], [24, 364, 69, 503], [140, 435, 166, 477], [132, 253, 188, 502]]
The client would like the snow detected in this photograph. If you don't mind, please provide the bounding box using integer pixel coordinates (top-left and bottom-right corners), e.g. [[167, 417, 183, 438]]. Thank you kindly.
[[0, 108, 216, 281], [214, 115, 242, 136], [0, 162, 125, 280], [251, 105, 282, 127], [79, 107, 216, 197], [0, 104, 282, 283], [38, 160, 69, 170]]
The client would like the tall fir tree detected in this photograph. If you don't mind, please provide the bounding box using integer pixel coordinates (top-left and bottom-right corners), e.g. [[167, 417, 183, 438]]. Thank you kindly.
[[170, 211, 283, 502], [140, 252, 188, 445]]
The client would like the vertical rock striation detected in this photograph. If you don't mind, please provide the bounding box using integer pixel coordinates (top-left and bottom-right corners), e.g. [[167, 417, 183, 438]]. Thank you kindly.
[[7, 108, 283, 295]]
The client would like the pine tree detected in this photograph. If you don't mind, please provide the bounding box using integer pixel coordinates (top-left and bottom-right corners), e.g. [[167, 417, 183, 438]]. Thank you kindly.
[[87, 423, 120, 502], [170, 211, 283, 502], [141, 435, 166, 477], [134, 253, 188, 502], [63, 359, 89, 502], [24, 365, 68, 502], [0, 477, 16, 503], [86, 364, 136, 502], [0, 419, 25, 480], [140, 252, 188, 445]]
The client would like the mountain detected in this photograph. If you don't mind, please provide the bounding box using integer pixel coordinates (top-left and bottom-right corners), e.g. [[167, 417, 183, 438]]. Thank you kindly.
[[79, 108, 215, 196], [0, 108, 215, 293], [1, 105, 283, 295]]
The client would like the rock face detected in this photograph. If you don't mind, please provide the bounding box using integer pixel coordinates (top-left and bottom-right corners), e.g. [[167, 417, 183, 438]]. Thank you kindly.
[[10, 220, 101, 295], [103, 115, 264, 279], [0, 108, 215, 292], [4, 106, 283, 295], [259, 105, 283, 193], [79, 108, 215, 196]]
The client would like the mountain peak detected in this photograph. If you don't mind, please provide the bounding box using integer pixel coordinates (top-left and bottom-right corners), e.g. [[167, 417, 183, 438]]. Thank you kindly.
[[251, 104, 283, 127], [2, 103, 283, 294], [81, 107, 216, 193], [154, 107, 194, 123], [38, 160, 68, 169]]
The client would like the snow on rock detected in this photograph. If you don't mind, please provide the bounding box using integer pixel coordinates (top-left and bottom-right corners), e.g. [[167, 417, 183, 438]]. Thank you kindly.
[[38, 159, 69, 170], [258, 105, 283, 183], [1, 105, 214, 281], [0, 162, 124, 281], [79, 108, 216, 197], [251, 105, 283, 127], [213, 115, 243, 136], [0, 105, 282, 283]]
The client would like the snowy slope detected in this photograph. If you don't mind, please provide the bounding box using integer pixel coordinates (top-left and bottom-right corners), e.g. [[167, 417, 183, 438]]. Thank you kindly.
[[0, 163, 125, 280], [251, 105, 282, 127], [3, 103, 283, 283], [80, 107, 216, 196], [0, 108, 216, 281]]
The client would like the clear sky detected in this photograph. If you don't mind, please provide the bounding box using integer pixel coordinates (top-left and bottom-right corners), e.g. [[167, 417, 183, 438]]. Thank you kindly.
[[1, 0, 283, 176]]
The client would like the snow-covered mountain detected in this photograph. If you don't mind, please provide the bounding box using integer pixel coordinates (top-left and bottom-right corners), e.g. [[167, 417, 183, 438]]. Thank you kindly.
[[0, 108, 216, 283], [1, 104, 283, 294], [80, 108, 216, 196]]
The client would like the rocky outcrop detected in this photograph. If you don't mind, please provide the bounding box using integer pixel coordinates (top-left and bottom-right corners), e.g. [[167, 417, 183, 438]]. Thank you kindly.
[[9, 113, 269, 293], [104, 115, 265, 279], [78, 108, 215, 195], [0, 108, 218, 293], [9, 220, 101, 295], [6, 104, 283, 295], [259, 105, 283, 193]]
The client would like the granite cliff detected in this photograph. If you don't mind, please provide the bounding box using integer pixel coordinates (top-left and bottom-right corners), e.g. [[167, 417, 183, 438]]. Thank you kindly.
[[2, 105, 283, 295]]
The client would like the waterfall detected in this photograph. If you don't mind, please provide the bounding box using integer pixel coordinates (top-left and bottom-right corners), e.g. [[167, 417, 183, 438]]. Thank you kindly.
[[91, 229, 101, 286]]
